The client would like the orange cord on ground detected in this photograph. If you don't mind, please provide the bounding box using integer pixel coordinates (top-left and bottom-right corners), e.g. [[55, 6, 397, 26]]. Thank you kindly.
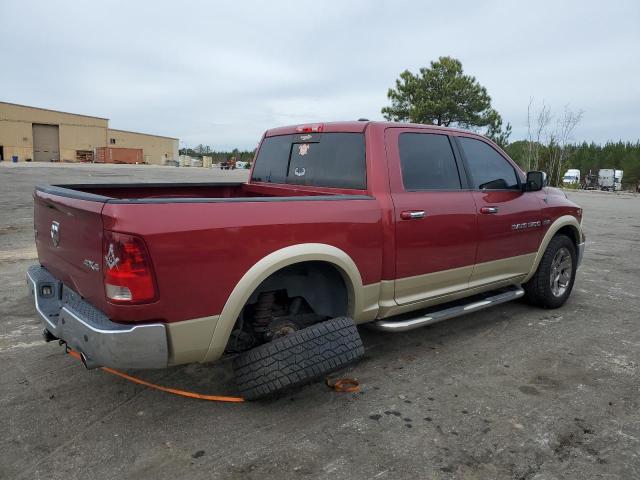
[[66, 349, 245, 403], [326, 377, 360, 393]]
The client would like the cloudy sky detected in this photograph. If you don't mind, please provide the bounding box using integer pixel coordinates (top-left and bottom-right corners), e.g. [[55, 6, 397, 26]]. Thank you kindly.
[[1, 0, 638, 150]]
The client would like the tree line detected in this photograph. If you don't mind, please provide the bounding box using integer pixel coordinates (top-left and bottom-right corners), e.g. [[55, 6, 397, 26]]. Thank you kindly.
[[179, 146, 255, 164], [506, 140, 640, 188]]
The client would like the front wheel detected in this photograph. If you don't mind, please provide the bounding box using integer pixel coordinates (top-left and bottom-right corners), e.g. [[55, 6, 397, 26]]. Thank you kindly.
[[524, 234, 577, 309]]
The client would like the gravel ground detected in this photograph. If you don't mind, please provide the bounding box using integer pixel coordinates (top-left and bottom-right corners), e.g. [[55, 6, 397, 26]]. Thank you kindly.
[[1, 162, 639, 480]]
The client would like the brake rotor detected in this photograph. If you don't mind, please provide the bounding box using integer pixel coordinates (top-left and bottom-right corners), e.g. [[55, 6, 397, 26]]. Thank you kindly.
[[267, 318, 302, 339]]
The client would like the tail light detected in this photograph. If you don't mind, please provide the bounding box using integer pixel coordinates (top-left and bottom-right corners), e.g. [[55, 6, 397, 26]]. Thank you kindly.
[[102, 231, 157, 303]]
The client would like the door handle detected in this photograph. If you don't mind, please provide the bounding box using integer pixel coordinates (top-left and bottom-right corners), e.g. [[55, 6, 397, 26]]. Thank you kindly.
[[480, 207, 499, 214], [400, 210, 426, 220]]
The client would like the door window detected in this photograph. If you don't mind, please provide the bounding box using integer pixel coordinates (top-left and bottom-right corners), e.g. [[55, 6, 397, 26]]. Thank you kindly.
[[458, 137, 519, 190], [398, 133, 461, 190]]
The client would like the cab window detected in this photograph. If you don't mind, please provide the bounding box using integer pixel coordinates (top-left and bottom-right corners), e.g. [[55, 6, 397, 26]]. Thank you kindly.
[[398, 133, 462, 190], [458, 137, 519, 190], [252, 133, 366, 189]]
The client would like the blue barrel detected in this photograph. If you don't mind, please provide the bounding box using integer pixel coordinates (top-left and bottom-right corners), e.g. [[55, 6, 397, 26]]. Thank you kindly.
[[12, 155, 18, 163]]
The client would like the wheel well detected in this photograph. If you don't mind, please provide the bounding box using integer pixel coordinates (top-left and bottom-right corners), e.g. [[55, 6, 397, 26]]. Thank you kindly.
[[245, 261, 350, 319], [556, 225, 580, 247]]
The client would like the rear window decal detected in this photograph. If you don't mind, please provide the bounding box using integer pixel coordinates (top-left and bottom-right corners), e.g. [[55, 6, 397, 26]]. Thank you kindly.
[[298, 144, 310, 156]]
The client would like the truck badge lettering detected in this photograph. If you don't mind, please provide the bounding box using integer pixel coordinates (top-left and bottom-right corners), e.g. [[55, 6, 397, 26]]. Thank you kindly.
[[105, 244, 120, 269], [298, 144, 310, 156], [83, 259, 100, 271], [294, 167, 306, 177], [512, 221, 541, 231]]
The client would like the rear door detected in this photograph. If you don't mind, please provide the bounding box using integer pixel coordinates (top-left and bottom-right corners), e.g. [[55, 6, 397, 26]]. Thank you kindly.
[[454, 135, 542, 288], [386, 128, 478, 305]]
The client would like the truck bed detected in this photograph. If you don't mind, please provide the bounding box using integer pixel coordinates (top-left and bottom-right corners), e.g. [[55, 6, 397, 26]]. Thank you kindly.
[[35, 182, 366, 203], [32, 181, 378, 326]]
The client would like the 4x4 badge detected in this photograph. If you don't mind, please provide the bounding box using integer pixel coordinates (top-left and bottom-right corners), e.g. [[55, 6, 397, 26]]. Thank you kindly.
[[105, 243, 120, 269]]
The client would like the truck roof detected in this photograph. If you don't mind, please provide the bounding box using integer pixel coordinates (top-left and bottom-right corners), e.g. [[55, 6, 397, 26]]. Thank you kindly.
[[264, 121, 479, 137]]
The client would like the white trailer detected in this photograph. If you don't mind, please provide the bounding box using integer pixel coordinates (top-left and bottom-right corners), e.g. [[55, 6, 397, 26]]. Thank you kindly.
[[562, 169, 581, 185], [598, 169, 624, 191]]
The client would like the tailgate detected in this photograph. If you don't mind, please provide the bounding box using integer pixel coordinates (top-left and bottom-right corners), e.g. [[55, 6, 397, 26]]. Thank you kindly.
[[34, 189, 106, 305]]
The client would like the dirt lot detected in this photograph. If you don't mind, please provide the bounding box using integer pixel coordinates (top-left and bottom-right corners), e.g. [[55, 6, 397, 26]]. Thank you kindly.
[[1, 163, 639, 480]]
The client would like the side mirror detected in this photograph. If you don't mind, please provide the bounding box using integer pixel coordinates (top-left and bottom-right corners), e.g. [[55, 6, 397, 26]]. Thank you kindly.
[[525, 171, 547, 191]]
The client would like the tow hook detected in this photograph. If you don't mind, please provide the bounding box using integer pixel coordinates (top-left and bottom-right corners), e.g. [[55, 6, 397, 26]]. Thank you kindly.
[[42, 329, 57, 343]]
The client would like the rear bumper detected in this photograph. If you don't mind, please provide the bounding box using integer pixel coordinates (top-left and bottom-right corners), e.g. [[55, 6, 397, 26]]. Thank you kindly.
[[27, 265, 168, 369]]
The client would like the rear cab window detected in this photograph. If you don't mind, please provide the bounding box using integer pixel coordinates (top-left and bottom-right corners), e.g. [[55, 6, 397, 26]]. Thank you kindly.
[[251, 133, 366, 190]]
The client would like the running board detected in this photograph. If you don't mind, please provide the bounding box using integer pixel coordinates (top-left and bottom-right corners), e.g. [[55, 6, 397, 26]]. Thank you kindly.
[[370, 286, 525, 332]]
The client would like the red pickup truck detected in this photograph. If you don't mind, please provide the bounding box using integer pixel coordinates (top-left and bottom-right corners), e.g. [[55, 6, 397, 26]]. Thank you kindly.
[[27, 121, 585, 399]]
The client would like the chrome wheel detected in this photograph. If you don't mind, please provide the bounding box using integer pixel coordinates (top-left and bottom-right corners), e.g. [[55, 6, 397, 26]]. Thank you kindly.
[[550, 247, 572, 297]]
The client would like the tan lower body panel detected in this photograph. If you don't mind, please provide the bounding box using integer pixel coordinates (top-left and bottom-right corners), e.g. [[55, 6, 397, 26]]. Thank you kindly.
[[469, 253, 536, 288], [376, 253, 535, 319], [377, 275, 527, 319], [393, 264, 474, 306], [166, 315, 219, 365], [355, 282, 382, 324]]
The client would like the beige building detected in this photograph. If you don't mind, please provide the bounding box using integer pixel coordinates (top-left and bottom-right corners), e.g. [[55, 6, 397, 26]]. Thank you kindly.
[[0, 101, 178, 164]]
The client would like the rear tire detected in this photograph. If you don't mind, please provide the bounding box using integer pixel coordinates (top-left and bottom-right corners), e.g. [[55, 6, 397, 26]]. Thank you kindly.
[[232, 316, 364, 400], [524, 234, 577, 309]]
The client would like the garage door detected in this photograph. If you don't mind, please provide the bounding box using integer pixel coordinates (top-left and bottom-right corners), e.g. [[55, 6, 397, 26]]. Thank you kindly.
[[33, 124, 60, 162]]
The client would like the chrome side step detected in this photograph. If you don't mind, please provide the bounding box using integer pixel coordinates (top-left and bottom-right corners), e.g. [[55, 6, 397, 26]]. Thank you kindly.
[[370, 286, 525, 332]]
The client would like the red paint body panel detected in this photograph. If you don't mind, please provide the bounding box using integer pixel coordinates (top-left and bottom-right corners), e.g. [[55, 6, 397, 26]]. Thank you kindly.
[[391, 190, 478, 277], [470, 190, 542, 263], [32, 121, 583, 325], [99, 199, 383, 323], [539, 187, 584, 236], [33, 191, 105, 305]]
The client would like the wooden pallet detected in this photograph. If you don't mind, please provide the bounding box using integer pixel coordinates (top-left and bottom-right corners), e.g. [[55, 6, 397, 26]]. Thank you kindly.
[[76, 150, 94, 163]]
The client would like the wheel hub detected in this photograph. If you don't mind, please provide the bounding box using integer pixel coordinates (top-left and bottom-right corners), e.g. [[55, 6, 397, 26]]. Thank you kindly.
[[265, 317, 303, 340], [550, 247, 572, 297]]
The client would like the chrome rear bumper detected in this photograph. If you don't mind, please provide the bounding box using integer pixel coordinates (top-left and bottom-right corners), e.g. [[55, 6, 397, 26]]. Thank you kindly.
[[27, 265, 168, 369]]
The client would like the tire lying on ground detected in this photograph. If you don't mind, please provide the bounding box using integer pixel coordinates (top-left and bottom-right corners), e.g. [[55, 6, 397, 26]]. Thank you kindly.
[[232, 316, 364, 400]]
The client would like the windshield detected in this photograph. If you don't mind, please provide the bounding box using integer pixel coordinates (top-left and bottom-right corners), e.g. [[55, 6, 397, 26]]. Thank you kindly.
[[251, 133, 366, 189]]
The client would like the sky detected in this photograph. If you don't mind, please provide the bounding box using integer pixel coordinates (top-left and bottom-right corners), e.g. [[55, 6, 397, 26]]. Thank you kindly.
[[1, 0, 639, 150]]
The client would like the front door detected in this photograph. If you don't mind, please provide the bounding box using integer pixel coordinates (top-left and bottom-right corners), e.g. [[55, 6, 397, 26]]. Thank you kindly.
[[454, 135, 543, 287], [386, 129, 478, 305]]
